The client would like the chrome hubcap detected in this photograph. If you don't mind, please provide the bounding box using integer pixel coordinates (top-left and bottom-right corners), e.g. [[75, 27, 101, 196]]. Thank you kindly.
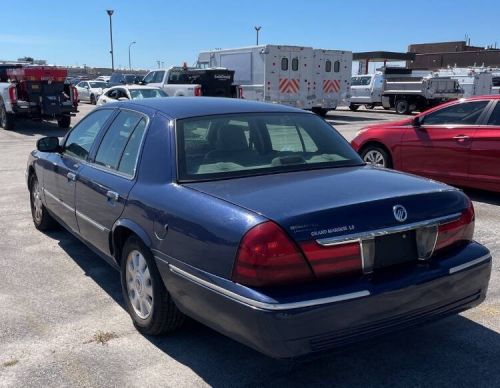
[[32, 180, 43, 222], [364, 150, 386, 167], [126, 250, 153, 319]]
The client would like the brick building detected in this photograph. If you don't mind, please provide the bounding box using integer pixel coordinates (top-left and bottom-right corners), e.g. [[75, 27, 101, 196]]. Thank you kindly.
[[407, 41, 500, 69]]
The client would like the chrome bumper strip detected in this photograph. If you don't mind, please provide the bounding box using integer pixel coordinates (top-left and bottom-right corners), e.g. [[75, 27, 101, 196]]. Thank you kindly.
[[449, 254, 491, 274], [168, 264, 370, 311], [76, 210, 109, 232], [316, 213, 461, 246]]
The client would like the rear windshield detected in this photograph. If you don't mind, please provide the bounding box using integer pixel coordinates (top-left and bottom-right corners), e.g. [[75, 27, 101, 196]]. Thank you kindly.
[[129, 89, 167, 99], [176, 112, 363, 181]]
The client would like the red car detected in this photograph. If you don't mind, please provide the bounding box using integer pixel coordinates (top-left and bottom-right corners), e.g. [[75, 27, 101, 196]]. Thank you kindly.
[[351, 96, 500, 193]]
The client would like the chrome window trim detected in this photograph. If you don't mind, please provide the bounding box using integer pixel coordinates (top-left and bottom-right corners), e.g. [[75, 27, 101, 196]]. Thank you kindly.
[[316, 213, 461, 246], [76, 210, 109, 232], [167, 263, 370, 311], [449, 254, 491, 274], [43, 188, 74, 213], [90, 108, 151, 180]]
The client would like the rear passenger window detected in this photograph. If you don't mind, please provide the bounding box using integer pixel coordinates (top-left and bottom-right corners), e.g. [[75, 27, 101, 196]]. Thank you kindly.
[[94, 111, 145, 174], [487, 103, 500, 126], [118, 118, 147, 176], [334, 61, 340, 73], [292, 58, 299, 71], [325, 60, 332, 73], [281, 58, 288, 71]]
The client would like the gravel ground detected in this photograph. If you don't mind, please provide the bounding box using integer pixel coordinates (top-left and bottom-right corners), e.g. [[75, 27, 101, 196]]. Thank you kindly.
[[0, 104, 498, 388]]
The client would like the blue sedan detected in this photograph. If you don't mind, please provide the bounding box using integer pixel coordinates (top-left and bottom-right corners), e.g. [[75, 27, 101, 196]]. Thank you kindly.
[[27, 97, 492, 358]]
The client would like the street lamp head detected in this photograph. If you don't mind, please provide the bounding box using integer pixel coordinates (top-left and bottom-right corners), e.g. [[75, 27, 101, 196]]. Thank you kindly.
[[254, 26, 261, 31], [106, 9, 114, 16]]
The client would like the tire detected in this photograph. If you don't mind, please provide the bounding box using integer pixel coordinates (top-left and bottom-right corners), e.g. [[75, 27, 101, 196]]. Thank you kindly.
[[121, 236, 185, 335], [29, 175, 56, 231], [365, 104, 375, 110], [349, 104, 360, 111], [312, 107, 328, 117], [360, 145, 392, 168], [0, 102, 15, 131], [57, 115, 71, 129], [90, 94, 96, 105], [395, 99, 410, 115]]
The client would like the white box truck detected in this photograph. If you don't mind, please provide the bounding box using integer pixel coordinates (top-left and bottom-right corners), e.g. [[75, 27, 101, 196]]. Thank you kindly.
[[197, 45, 352, 116], [435, 68, 493, 98]]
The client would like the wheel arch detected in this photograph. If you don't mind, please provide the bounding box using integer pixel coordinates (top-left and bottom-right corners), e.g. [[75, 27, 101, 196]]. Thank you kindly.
[[111, 219, 152, 265]]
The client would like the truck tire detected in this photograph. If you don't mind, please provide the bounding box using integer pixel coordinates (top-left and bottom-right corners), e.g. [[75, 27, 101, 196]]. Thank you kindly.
[[312, 107, 328, 117], [365, 104, 375, 110], [0, 102, 15, 131], [395, 99, 410, 115], [349, 104, 360, 111], [57, 115, 71, 129]]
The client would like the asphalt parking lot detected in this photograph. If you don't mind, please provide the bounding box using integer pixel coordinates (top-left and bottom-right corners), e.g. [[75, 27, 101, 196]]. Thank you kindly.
[[0, 104, 499, 388]]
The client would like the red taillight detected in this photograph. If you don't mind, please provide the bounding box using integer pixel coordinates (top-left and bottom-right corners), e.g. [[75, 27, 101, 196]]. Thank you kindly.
[[434, 202, 475, 253], [300, 241, 363, 278], [232, 221, 314, 287], [8, 85, 17, 104], [71, 85, 78, 103], [194, 86, 202, 96]]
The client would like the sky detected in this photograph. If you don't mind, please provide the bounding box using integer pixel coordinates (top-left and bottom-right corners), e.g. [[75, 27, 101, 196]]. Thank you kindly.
[[1, 0, 499, 71]]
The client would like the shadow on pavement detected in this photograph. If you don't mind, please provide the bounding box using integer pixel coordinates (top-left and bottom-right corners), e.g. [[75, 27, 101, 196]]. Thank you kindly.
[[8, 118, 70, 137], [464, 188, 500, 206], [46, 227, 500, 388]]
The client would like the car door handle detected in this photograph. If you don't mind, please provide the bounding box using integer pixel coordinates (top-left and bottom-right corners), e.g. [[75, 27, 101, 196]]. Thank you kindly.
[[106, 190, 120, 202], [67, 172, 77, 181], [453, 135, 470, 142]]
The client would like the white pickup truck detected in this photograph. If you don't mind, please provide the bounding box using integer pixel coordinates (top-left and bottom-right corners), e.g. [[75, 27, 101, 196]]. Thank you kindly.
[[141, 66, 237, 97]]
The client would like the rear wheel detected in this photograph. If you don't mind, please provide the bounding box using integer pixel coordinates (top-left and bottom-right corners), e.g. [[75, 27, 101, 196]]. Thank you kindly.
[[57, 115, 71, 129], [360, 145, 392, 168], [395, 99, 410, 115], [0, 102, 15, 131], [349, 104, 360, 111], [365, 104, 375, 110], [312, 107, 328, 117], [121, 236, 185, 335], [29, 175, 56, 230]]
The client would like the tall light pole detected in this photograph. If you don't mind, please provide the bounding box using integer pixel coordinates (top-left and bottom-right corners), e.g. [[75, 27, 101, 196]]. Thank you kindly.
[[106, 10, 115, 71], [128, 41, 136, 70], [254, 26, 261, 45]]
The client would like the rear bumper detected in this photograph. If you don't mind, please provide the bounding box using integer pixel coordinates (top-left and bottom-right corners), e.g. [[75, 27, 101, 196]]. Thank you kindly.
[[156, 242, 491, 358]]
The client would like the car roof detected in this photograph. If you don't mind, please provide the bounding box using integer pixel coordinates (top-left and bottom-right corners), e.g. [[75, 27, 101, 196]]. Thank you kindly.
[[114, 97, 309, 119], [107, 85, 161, 90]]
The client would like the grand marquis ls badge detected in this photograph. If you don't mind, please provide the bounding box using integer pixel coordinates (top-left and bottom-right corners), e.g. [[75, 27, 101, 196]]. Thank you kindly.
[[393, 205, 408, 222]]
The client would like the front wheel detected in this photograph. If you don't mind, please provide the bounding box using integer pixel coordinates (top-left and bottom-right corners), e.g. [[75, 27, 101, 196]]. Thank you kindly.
[[360, 145, 392, 168], [29, 175, 56, 230], [121, 236, 185, 335], [57, 115, 71, 129]]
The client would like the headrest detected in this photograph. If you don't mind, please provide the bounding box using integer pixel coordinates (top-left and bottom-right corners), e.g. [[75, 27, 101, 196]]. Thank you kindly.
[[216, 124, 248, 151]]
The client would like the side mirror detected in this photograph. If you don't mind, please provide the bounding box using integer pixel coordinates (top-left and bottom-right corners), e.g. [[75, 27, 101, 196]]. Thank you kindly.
[[37, 136, 60, 153], [412, 116, 422, 127], [85, 86, 90, 89]]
